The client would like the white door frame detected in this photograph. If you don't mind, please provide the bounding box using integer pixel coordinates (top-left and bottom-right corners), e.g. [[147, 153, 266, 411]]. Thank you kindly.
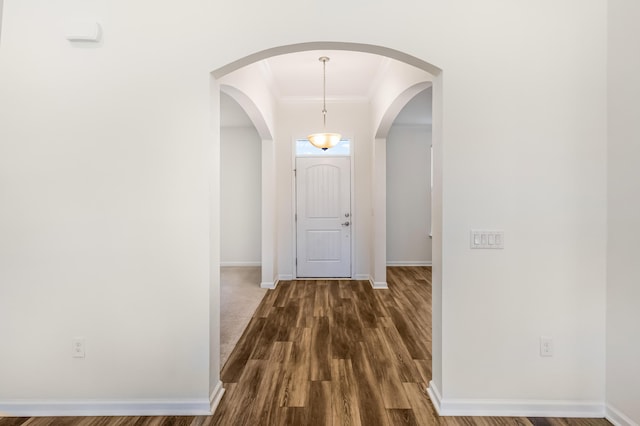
[[291, 136, 356, 279]]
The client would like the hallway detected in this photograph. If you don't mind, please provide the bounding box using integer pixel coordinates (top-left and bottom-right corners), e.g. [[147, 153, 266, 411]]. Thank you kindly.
[[214, 267, 431, 425]]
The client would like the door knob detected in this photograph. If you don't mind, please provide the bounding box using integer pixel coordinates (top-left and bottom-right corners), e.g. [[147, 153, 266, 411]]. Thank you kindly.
[[341, 221, 350, 227]]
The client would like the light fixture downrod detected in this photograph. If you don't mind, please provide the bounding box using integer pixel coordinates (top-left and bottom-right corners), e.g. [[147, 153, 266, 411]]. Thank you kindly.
[[307, 56, 341, 150]]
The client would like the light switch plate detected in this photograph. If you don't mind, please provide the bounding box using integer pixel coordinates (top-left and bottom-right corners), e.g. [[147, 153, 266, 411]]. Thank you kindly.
[[470, 230, 504, 249]]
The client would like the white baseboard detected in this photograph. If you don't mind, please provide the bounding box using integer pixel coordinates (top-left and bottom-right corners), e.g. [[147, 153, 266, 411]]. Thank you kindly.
[[354, 274, 388, 289], [0, 398, 212, 417], [278, 274, 293, 281], [427, 381, 443, 415], [427, 381, 605, 418], [387, 261, 432, 266], [439, 399, 604, 418], [220, 261, 261, 267], [607, 403, 638, 426], [372, 281, 388, 289], [209, 381, 225, 414], [260, 280, 277, 289]]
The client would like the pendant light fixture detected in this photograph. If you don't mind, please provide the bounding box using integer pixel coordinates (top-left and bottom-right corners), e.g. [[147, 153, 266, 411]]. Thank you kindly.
[[307, 56, 341, 150]]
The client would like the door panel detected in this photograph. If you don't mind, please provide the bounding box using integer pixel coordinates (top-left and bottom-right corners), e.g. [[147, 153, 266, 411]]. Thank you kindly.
[[296, 157, 351, 278]]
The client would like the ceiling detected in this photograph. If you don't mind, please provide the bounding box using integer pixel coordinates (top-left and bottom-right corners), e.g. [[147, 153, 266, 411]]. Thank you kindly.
[[220, 50, 432, 127], [262, 50, 389, 101]]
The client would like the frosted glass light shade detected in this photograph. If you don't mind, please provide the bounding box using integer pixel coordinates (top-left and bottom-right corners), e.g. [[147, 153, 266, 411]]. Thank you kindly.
[[307, 132, 342, 150]]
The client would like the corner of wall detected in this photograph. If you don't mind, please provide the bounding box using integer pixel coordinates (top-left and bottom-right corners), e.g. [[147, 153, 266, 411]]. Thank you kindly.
[[209, 381, 225, 415]]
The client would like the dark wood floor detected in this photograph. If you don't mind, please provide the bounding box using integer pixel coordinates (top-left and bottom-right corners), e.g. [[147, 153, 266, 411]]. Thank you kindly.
[[0, 267, 611, 426]]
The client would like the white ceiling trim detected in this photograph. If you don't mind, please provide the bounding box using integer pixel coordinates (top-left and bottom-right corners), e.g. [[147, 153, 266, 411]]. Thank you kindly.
[[278, 96, 370, 103]]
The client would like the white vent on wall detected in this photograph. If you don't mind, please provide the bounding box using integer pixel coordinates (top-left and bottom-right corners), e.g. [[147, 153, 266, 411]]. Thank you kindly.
[[66, 22, 101, 42]]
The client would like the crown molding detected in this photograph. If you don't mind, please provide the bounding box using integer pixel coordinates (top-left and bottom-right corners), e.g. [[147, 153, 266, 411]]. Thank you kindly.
[[279, 96, 370, 104]]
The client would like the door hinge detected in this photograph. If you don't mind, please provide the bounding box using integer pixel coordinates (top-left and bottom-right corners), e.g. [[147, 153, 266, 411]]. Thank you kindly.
[[294, 169, 297, 177]]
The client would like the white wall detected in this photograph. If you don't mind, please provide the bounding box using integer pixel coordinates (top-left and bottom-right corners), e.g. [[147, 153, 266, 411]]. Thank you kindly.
[[0, 0, 214, 413], [607, 1, 640, 424], [435, 3, 607, 411], [208, 80, 222, 404], [276, 100, 372, 279], [220, 101, 262, 265], [0, 1, 4, 44], [386, 124, 432, 264], [0, 0, 610, 418]]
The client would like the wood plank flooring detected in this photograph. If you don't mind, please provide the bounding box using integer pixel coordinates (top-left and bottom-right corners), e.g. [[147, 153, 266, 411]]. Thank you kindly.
[[0, 267, 611, 426]]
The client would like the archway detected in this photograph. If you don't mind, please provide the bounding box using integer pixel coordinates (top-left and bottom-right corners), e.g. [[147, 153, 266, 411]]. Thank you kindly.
[[209, 42, 444, 413], [385, 86, 433, 269], [219, 84, 277, 289], [372, 81, 434, 288]]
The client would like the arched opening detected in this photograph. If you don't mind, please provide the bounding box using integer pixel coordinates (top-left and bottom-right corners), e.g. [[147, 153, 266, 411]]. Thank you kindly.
[[209, 42, 444, 413], [220, 85, 272, 140], [376, 82, 432, 139], [212, 42, 440, 80], [219, 91, 267, 368], [386, 87, 433, 267], [371, 81, 434, 288]]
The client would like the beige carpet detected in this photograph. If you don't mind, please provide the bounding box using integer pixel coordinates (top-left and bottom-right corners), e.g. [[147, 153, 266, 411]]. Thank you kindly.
[[220, 266, 267, 369]]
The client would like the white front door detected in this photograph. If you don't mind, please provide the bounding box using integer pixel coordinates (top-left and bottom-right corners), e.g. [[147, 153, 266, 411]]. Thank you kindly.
[[296, 157, 351, 278]]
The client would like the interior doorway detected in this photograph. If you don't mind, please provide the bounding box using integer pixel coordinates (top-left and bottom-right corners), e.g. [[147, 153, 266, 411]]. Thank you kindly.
[[220, 92, 262, 267], [386, 88, 433, 267], [219, 92, 266, 368]]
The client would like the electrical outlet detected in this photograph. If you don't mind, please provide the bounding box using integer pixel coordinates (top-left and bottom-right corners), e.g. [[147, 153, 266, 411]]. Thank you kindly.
[[72, 338, 85, 358], [540, 336, 553, 357]]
